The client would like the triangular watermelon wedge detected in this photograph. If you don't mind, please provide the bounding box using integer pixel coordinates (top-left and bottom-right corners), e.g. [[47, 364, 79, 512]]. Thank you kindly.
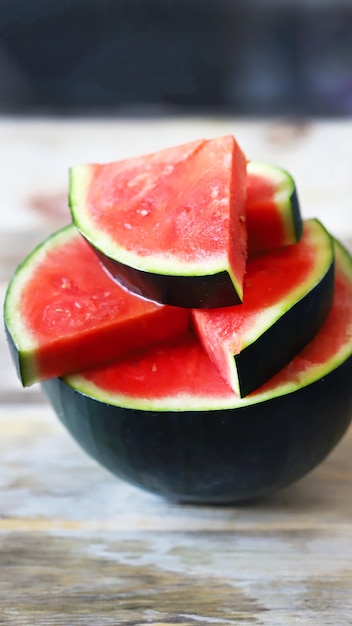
[[4, 224, 189, 386], [69, 135, 247, 308], [192, 219, 334, 397]]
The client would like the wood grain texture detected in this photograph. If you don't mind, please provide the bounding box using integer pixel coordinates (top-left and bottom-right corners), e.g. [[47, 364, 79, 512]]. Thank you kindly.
[[1, 385, 352, 624], [1, 118, 352, 625]]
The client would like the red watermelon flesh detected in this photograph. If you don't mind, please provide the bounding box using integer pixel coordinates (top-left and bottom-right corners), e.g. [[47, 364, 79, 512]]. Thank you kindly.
[[4, 225, 189, 386], [247, 168, 283, 248], [70, 135, 248, 303], [64, 239, 352, 411]]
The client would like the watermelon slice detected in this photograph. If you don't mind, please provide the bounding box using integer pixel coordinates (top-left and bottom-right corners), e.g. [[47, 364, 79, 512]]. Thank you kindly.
[[4, 224, 189, 386], [69, 135, 248, 308], [192, 219, 334, 397], [246, 161, 302, 254], [42, 238, 352, 502]]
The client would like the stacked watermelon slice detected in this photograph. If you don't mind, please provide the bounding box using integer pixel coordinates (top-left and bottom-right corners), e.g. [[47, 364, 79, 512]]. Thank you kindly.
[[4, 135, 352, 502]]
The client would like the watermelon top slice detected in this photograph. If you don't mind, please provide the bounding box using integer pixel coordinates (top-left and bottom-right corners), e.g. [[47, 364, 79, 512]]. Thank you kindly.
[[69, 135, 247, 307], [4, 225, 189, 386], [63, 238, 352, 411]]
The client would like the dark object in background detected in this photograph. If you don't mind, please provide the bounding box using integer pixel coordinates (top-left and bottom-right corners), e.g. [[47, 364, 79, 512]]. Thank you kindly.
[[0, 0, 351, 115]]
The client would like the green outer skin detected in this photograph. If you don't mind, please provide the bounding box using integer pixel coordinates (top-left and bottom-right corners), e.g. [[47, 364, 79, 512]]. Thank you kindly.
[[93, 247, 242, 309], [42, 356, 352, 503], [247, 161, 303, 245], [4, 324, 26, 386], [288, 177, 303, 242]]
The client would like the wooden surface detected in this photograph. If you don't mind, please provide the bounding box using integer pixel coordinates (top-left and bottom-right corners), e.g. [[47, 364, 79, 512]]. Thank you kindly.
[[1, 117, 352, 625]]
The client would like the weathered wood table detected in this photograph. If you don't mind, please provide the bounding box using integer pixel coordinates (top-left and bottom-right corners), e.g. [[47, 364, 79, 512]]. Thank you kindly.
[[1, 117, 351, 625]]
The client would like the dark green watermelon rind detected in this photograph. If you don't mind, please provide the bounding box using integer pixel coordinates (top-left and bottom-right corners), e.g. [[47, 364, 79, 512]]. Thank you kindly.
[[273, 163, 303, 244], [59, 237, 352, 412], [288, 183, 303, 243], [4, 324, 28, 387], [247, 162, 303, 246], [94, 246, 242, 309], [3, 224, 73, 386], [41, 352, 352, 503]]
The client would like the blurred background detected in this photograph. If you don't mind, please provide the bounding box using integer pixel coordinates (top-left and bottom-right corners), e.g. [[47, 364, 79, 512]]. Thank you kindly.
[[0, 0, 352, 116]]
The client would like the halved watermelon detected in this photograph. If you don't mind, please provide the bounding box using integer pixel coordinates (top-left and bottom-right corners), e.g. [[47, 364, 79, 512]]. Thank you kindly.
[[4, 224, 189, 386], [42, 238, 352, 502], [246, 161, 302, 254], [192, 219, 334, 397], [69, 135, 248, 308]]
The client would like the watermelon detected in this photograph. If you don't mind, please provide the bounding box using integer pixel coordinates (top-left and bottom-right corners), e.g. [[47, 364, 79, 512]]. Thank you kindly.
[[42, 238, 352, 503], [246, 161, 302, 253], [4, 132, 352, 503], [192, 219, 334, 397], [4, 224, 189, 386], [69, 135, 248, 308]]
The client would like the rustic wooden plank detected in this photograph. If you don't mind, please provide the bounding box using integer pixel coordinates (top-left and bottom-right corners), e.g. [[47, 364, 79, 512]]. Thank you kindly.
[[0, 526, 351, 625]]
